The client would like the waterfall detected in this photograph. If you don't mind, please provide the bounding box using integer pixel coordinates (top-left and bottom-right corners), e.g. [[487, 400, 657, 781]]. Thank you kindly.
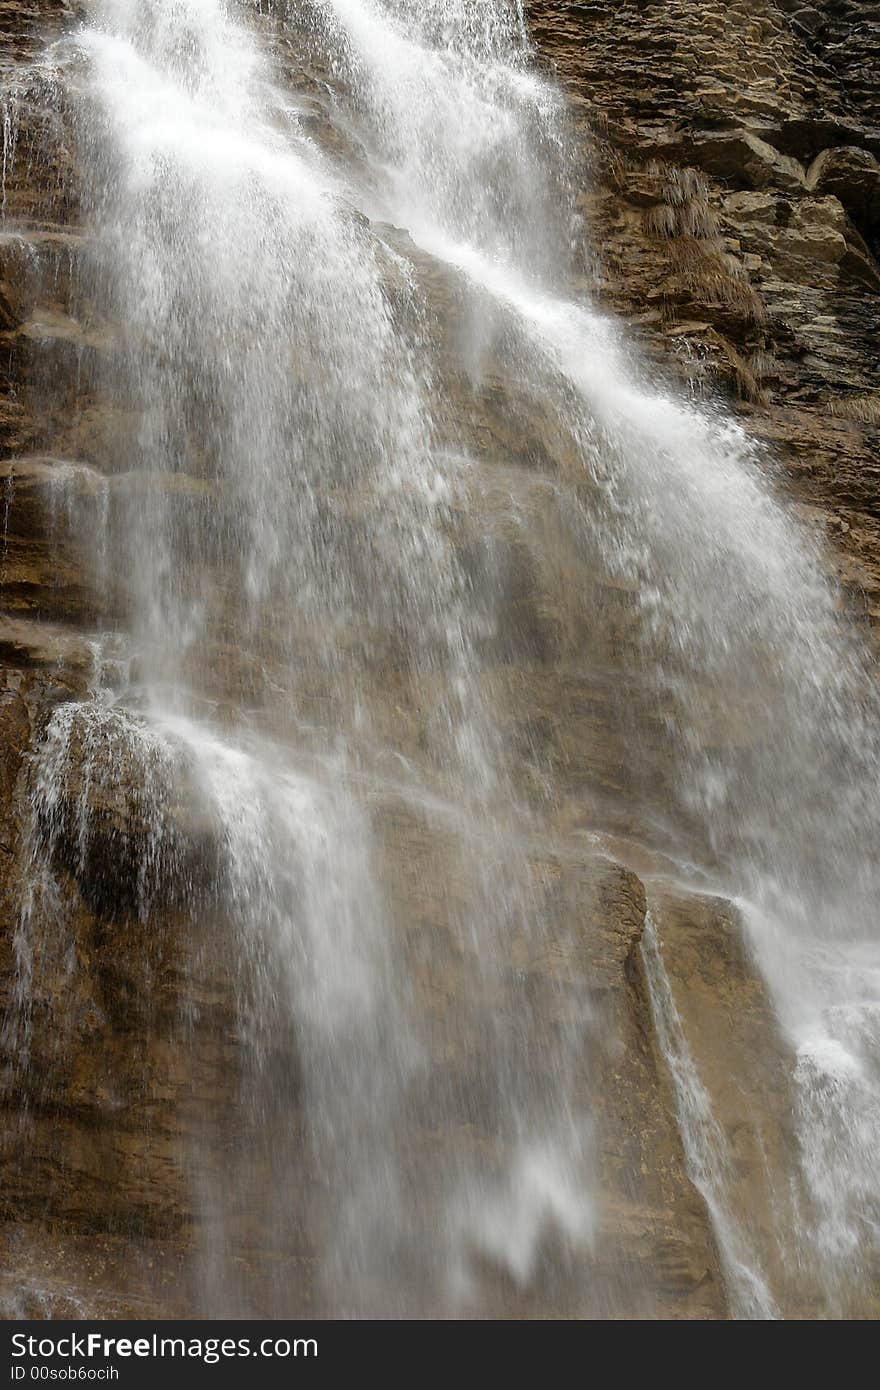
[[2, 0, 879, 1317], [640, 911, 776, 1319]]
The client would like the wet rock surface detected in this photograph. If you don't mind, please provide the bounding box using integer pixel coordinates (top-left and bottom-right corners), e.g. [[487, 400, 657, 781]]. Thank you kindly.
[[529, 0, 880, 622], [0, 0, 877, 1320]]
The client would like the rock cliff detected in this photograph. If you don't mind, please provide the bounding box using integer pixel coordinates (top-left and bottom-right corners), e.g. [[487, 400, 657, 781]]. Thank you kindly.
[[531, 0, 880, 620], [0, 0, 878, 1319]]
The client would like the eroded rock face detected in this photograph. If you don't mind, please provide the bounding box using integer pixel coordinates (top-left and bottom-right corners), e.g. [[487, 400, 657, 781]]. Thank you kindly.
[[0, 0, 877, 1320], [529, 0, 880, 622]]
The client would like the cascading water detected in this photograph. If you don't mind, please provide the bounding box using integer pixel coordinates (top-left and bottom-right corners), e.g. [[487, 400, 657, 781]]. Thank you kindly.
[[640, 910, 777, 1320], [5, 0, 600, 1317], [2, 0, 879, 1318], [297, 0, 880, 1312]]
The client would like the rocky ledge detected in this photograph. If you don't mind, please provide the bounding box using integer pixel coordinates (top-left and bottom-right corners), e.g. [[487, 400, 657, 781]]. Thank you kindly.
[[529, 0, 880, 624]]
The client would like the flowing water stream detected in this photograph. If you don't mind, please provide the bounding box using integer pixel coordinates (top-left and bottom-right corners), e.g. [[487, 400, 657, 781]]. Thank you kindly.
[[2, 0, 880, 1318]]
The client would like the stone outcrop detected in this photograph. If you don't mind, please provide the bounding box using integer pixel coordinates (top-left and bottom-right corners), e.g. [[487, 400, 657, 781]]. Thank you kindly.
[[529, 0, 880, 625]]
